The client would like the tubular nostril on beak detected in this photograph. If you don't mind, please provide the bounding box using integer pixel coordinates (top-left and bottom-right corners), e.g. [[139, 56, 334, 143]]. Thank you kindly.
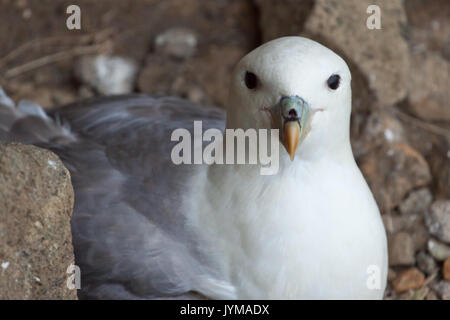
[[288, 109, 298, 119], [275, 96, 312, 160], [280, 96, 305, 121]]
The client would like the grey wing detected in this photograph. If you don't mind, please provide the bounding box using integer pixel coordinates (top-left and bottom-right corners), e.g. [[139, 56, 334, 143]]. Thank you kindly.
[[45, 95, 228, 299]]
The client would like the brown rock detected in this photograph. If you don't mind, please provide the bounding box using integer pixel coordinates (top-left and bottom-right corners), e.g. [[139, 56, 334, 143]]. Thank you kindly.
[[405, 52, 450, 122], [382, 213, 428, 251], [359, 143, 432, 213], [405, 0, 450, 59], [256, 0, 412, 112], [388, 232, 416, 266], [392, 268, 425, 293], [0, 142, 77, 299], [409, 218, 429, 252], [443, 258, 450, 281], [351, 110, 406, 159], [255, 0, 315, 41], [382, 214, 408, 234], [397, 117, 449, 200], [427, 143, 450, 199]]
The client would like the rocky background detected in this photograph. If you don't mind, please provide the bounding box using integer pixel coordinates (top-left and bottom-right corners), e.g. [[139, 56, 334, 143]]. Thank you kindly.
[[0, 142, 76, 299], [0, 0, 448, 299]]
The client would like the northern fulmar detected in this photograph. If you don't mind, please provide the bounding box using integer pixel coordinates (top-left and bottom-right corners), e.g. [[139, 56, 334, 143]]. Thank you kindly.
[[0, 37, 388, 299]]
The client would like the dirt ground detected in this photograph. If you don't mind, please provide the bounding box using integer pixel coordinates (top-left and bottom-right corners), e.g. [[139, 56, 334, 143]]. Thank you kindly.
[[0, 0, 259, 108]]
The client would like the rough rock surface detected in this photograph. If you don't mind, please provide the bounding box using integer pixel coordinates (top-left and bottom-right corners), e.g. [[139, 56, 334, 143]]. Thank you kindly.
[[257, 0, 410, 108], [399, 188, 433, 216], [382, 213, 428, 252], [255, 0, 315, 42], [0, 142, 76, 299], [359, 143, 432, 213], [405, 52, 450, 122], [416, 251, 437, 275], [351, 110, 406, 159], [388, 232, 415, 266], [405, 0, 450, 59]]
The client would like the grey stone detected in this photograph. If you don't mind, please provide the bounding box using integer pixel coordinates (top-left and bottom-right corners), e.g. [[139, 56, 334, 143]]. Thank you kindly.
[[399, 188, 433, 215], [0, 142, 77, 299], [154, 28, 198, 60], [427, 238, 450, 261], [426, 200, 450, 244], [416, 251, 437, 275], [431, 281, 450, 300], [75, 55, 138, 95]]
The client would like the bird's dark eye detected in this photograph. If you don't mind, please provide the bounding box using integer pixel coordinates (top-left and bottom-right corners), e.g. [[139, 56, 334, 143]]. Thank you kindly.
[[327, 74, 340, 90], [244, 71, 258, 89]]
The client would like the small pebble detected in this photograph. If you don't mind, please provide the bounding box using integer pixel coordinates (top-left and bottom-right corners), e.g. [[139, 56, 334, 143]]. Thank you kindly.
[[425, 200, 450, 244], [392, 268, 425, 293], [427, 238, 450, 261], [154, 28, 197, 60], [399, 188, 432, 215], [443, 258, 450, 281], [416, 251, 437, 275], [431, 281, 450, 300], [75, 55, 138, 95], [1, 261, 9, 271]]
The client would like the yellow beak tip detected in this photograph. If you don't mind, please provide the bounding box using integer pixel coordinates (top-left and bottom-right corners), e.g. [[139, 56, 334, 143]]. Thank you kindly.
[[284, 121, 301, 161]]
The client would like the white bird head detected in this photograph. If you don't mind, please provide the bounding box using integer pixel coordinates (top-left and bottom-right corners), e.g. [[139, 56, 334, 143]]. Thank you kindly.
[[227, 37, 352, 161]]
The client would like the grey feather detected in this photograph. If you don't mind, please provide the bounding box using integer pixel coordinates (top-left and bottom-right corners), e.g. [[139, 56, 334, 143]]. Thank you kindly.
[[0, 91, 228, 299]]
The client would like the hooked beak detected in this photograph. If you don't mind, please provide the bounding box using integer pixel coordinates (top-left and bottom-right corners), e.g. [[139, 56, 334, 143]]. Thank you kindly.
[[284, 121, 301, 161], [273, 96, 313, 161]]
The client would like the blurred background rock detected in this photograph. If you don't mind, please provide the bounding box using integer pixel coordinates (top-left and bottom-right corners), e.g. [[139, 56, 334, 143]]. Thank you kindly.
[[0, 0, 448, 299]]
